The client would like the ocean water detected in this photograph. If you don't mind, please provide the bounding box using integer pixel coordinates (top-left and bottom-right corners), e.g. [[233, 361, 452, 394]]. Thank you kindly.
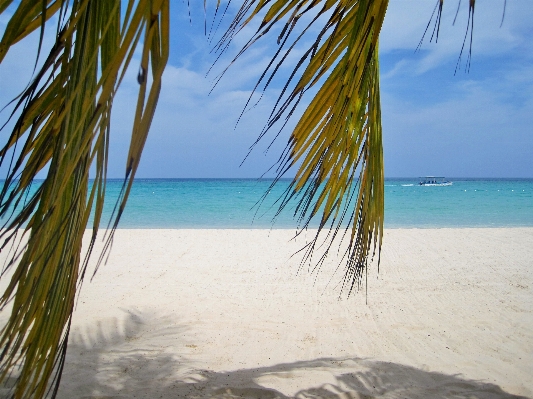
[[2, 179, 532, 228], [83, 178, 533, 228]]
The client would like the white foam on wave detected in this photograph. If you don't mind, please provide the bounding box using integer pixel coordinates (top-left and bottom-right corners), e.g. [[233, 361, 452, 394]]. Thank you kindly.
[[401, 184, 414, 187]]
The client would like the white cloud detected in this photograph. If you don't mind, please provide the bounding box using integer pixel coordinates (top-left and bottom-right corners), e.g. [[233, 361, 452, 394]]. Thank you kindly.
[[381, 0, 533, 74], [107, 48, 292, 178], [382, 65, 533, 177]]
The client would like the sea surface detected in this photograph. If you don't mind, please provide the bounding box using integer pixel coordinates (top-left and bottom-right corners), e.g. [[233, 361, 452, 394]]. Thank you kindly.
[[2, 178, 532, 228]]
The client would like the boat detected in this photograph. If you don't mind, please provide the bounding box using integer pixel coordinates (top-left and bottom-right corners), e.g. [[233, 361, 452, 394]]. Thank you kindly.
[[419, 176, 452, 186]]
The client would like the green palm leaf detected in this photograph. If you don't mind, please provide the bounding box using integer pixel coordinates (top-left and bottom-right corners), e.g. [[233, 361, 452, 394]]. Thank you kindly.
[[217, 0, 388, 295], [0, 1, 168, 397]]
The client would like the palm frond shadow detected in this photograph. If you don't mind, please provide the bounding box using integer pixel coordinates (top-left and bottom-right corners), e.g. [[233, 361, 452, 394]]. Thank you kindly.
[[46, 310, 528, 399]]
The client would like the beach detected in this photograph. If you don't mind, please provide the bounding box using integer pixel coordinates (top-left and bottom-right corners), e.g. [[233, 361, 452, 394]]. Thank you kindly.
[[5, 227, 519, 398]]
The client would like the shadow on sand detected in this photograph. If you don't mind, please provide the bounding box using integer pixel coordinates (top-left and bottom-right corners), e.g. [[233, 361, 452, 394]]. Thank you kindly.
[[35, 310, 532, 399]]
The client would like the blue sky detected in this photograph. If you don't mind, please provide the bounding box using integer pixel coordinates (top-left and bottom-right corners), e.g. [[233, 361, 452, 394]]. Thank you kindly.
[[1, 0, 532, 178]]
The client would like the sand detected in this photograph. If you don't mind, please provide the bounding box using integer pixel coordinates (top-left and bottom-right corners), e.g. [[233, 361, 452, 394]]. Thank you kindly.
[[1, 228, 532, 398]]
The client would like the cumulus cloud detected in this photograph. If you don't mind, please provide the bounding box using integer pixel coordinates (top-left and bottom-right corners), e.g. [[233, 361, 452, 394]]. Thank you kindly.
[[381, 52, 533, 177], [380, 0, 533, 75]]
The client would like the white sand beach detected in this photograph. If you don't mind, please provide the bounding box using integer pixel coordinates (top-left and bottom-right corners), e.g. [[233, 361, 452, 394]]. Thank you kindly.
[[1, 228, 532, 398]]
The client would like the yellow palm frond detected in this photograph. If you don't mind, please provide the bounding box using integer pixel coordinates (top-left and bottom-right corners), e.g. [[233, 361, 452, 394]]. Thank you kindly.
[[0, 1, 168, 397], [218, 0, 388, 295]]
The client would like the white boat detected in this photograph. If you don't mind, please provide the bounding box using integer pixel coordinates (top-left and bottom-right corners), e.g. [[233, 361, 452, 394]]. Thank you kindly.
[[419, 176, 453, 186]]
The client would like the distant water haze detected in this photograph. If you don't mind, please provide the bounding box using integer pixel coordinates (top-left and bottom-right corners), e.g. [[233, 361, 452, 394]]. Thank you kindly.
[[2, 179, 532, 229]]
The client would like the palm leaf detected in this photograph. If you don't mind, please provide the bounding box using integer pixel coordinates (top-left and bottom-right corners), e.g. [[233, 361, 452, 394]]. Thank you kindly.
[[217, 0, 388, 295], [0, 1, 168, 397]]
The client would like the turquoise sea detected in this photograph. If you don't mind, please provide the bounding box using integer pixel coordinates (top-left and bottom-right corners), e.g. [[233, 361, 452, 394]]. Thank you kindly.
[[92, 178, 532, 228], [2, 179, 532, 229]]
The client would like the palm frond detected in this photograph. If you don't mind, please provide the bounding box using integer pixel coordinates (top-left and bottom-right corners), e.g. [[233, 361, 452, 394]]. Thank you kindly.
[[0, 1, 168, 397], [218, 0, 388, 295], [416, 0, 477, 74]]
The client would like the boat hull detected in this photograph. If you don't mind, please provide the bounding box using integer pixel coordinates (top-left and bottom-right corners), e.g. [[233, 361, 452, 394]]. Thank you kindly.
[[419, 182, 453, 186]]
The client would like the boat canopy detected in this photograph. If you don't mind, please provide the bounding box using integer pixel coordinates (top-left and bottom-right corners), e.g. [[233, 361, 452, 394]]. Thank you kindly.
[[418, 176, 452, 186]]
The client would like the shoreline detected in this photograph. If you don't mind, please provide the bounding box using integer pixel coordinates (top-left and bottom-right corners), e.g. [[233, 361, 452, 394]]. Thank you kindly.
[[1, 228, 532, 398]]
